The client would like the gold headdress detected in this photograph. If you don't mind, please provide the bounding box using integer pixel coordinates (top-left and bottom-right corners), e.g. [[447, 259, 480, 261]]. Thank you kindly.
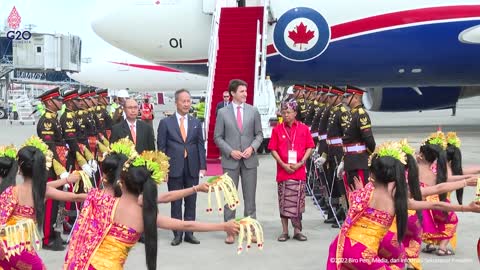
[[206, 173, 240, 213], [22, 136, 53, 169], [235, 217, 264, 254], [109, 137, 138, 160], [424, 131, 447, 150], [125, 151, 169, 185], [0, 145, 17, 160], [369, 141, 407, 165], [399, 139, 415, 156], [446, 132, 461, 148]]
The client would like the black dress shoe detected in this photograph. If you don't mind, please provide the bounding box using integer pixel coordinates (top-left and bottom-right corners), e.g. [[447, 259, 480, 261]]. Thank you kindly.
[[138, 234, 145, 243], [324, 217, 336, 224], [43, 239, 66, 251], [184, 235, 200, 244], [171, 236, 182, 246]]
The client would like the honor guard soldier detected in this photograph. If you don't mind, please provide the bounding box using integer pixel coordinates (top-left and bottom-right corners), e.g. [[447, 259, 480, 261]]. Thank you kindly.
[[340, 85, 375, 191], [78, 90, 99, 154], [325, 86, 350, 227], [36, 87, 68, 250], [309, 86, 328, 142], [95, 89, 114, 139], [292, 85, 308, 122], [304, 85, 320, 127], [112, 89, 129, 125]]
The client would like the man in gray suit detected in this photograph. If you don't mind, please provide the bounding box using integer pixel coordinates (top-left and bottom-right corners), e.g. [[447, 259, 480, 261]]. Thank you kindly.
[[214, 79, 263, 244]]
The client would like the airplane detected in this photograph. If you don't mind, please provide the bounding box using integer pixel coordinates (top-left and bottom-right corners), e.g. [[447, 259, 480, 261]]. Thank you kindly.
[[67, 59, 207, 94], [91, 0, 480, 112]]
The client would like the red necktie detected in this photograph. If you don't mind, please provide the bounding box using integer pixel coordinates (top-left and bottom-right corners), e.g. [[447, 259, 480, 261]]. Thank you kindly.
[[129, 124, 136, 144]]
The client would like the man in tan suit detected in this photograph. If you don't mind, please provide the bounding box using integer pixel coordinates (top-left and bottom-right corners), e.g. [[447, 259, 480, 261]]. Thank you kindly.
[[214, 79, 263, 244]]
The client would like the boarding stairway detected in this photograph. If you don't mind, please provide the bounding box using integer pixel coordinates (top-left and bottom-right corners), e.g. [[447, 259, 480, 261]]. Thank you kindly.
[[204, 1, 270, 160]]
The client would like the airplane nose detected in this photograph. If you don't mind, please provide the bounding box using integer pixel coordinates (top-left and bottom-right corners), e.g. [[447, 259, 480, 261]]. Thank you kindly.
[[91, 13, 118, 45]]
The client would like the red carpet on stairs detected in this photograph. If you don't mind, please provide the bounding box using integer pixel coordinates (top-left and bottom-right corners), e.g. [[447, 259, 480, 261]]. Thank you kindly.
[[206, 6, 264, 161], [206, 159, 223, 176]]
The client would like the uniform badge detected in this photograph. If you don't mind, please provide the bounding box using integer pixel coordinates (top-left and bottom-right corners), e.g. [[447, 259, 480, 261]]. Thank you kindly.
[[359, 108, 365, 115], [66, 121, 74, 129], [360, 117, 369, 126], [44, 122, 52, 131]]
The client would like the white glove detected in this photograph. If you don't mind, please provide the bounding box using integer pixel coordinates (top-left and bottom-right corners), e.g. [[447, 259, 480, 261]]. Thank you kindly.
[[60, 171, 70, 180], [88, 160, 98, 173], [315, 156, 326, 166], [336, 161, 344, 178], [81, 164, 93, 178]]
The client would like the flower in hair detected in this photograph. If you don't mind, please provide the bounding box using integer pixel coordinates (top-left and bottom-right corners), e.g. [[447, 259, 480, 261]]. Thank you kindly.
[[109, 137, 138, 160], [0, 145, 17, 159], [128, 151, 169, 185], [22, 136, 53, 169], [399, 139, 414, 156], [424, 131, 447, 150], [446, 132, 461, 148], [370, 141, 407, 165]]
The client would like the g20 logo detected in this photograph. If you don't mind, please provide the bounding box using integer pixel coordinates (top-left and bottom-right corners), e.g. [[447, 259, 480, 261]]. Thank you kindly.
[[6, 30, 31, 40]]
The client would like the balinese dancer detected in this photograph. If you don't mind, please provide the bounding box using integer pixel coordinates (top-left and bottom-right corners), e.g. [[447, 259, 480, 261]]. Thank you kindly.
[[0, 137, 85, 269], [65, 139, 239, 270]]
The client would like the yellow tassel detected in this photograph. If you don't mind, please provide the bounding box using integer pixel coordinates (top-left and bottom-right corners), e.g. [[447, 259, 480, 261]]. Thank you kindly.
[[74, 170, 93, 193], [76, 152, 87, 166], [83, 148, 94, 161], [53, 159, 67, 176]]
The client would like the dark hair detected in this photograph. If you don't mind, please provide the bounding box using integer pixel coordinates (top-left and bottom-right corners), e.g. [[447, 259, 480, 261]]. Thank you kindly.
[[420, 143, 448, 202], [447, 144, 464, 204], [17, 146, 47, 229], [228, 79, 247, 96], [370, 156, 408, 243], [405, 154, 423, 221], [121, 166, 158, 270], [174, 89, 190, 102], [0, 157, 18, 194], [101, 153, 129, 197]]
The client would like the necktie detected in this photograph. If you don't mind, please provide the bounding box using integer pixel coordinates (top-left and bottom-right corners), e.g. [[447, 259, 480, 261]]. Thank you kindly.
[[236, 106, 243, 132], [129, 124, 136, 144], [180, 116, 187, 157]]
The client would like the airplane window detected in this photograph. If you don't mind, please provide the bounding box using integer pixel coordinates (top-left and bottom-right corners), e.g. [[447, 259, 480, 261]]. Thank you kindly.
[[36, 46, 42, 53]]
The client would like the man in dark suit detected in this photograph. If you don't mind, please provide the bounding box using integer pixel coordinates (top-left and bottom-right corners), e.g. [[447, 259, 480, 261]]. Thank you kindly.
[[157, 89, 206, 246], [215, 91, 230, 115], [110, 98, 155, 153]]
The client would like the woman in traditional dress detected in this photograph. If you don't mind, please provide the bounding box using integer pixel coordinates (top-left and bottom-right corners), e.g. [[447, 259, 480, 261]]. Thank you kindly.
[[65, 139, 239, 270], [377, 139, 479, 270], [327, 141, 480, 270], [0, 138, 86, 270], [416, 132, 474, 256]]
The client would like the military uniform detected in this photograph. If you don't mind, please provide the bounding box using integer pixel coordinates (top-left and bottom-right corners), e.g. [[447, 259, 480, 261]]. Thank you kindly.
[[342, 86, 375, 189], [35, 87, 66, 249], [96, 89, 113, 139], [292, 85, 308, 122]]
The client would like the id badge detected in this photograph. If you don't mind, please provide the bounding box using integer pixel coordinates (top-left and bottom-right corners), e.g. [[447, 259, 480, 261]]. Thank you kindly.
[[288, 150, 297, 164]]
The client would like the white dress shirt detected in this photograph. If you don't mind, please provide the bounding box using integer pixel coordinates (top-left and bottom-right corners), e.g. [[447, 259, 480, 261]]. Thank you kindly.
[[176, 111, 188, 134]]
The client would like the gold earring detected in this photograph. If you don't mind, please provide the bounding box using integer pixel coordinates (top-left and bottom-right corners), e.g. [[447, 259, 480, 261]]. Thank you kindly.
[[117, 180, 123, 189], [102, 178, 108, 183]]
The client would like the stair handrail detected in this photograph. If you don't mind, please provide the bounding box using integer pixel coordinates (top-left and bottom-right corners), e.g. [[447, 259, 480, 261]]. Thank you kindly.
[[204, 0, 226, 157], [260, 0, 270, 82], [253, 19, 261, 100]]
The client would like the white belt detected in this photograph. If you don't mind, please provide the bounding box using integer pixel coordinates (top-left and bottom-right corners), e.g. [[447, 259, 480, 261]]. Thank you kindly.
[[344, 145, 366, 153], [311, 132, 319, 137], [327, 138, 343, 145], [319, 134, 327, 140]]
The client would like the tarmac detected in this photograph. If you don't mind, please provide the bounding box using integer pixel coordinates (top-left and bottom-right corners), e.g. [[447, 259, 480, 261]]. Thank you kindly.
[[0, 96, 479, 269]]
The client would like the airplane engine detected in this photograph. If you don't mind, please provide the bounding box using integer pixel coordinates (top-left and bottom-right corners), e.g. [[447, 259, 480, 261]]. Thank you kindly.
[[363, 86, 480, 112]]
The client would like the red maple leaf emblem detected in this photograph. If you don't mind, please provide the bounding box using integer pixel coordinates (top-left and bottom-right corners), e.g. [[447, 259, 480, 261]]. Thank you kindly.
[[288, 22, 315, 49]]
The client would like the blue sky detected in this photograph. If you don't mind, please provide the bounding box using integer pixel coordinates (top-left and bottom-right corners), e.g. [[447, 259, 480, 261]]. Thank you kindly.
[[1, 0, 145, 62]]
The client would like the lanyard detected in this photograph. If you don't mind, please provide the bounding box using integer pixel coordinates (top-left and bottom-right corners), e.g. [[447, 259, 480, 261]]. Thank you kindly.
[[282, 122, 297, 149]]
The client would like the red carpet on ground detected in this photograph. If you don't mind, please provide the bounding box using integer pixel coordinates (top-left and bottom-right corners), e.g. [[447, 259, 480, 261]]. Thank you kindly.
[[206, 159, 223, 176]]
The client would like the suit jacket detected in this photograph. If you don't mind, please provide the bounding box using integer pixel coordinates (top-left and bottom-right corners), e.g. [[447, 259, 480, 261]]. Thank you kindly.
[[157, 114, 206, 178], [214, 103, 263, 170], [216, 101, 229, 115], [110, 120, 155, 153]]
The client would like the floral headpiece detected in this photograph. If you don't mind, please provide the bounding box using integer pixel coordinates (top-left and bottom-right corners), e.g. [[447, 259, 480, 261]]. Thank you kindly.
[[446, 132, 461, 148], [108, 137, 138, 160], [0, 145, 17, 160], [281, 99, 297, 111], [424, 131, 447, 150], [22, 136, 53, 169], [369, 141, 407, 165], [399, 139, 415, 156], [124, 151, 170, 185]]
